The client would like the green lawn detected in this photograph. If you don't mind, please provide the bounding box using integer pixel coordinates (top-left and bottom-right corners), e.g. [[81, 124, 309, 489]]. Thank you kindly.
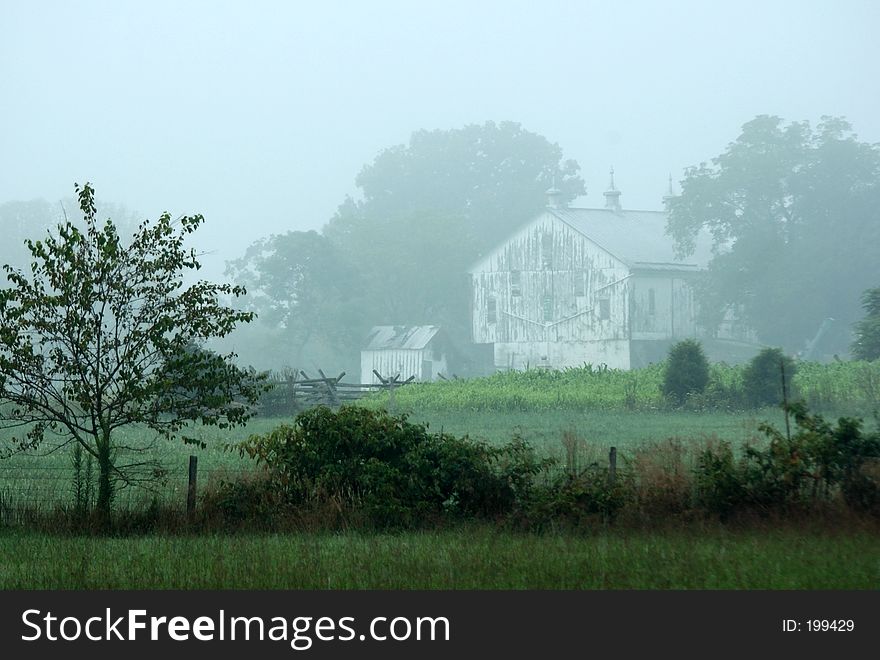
[[1, 525, 876, 589]]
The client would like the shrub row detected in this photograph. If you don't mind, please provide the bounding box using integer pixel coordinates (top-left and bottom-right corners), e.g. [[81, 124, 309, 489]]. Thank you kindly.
[[203, 405, 880, 530], [663, 344, 799, 410]]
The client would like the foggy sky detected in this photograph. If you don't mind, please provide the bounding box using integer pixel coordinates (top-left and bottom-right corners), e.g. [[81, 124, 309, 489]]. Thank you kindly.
[[2, 0, 879, 280]]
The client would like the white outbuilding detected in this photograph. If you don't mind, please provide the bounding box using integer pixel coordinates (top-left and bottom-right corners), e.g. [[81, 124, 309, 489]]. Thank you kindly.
[[361, 325, 456, 384]]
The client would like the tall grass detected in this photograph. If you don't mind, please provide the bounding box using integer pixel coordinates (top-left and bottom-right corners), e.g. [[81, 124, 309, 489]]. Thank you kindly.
[[1, 524, 876, 589]]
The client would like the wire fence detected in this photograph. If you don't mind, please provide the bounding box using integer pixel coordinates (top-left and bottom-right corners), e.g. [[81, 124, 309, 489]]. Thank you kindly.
[[0, 443, 625, 524], [0, 459, 261, 518]]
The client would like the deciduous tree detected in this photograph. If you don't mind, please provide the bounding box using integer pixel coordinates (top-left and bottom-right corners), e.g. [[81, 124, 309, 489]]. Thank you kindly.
[[0, 184, 265, 517], [667, 115, 880, 352]]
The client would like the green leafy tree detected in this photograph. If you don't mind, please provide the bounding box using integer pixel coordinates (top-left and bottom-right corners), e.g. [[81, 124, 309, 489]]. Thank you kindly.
[[742, 347, 797, 408], [852, 287, 880, 361], [662, 339, 710, 405], [667, 116, 880, 352], [225, 230, 364, 367], [0, 183, 266, 517], [330, 209, 475, 340]]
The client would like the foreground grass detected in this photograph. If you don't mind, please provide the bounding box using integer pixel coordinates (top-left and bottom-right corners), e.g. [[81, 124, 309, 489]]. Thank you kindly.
[[1, 524, 877, 589]]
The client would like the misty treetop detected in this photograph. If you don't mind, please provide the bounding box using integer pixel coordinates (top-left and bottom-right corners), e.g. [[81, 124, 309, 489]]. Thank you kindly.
[[325, 120, 585, 253], [229, 121, 585, 369], [667, 115, 880, 352]]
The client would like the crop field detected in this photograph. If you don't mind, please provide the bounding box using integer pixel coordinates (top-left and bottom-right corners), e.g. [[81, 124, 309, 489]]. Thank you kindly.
[[1, 524, 878, 589], [361, 360, 880, 414]]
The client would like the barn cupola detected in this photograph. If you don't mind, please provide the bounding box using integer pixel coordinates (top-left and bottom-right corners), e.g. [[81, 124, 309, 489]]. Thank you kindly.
[[603, 167, 622, 212], [662, 173, 676, 209], [545, 178, 565, 209]]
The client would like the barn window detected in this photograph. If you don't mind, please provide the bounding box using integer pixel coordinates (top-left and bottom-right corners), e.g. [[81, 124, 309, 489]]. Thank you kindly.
[[598, 298, 610, 320], [510, 270, 521, 297], [574, 273, 585, 297], [648, 288, 656, 315], [541, 233, 552, 270], [487, 297, 497, 323], [543, 295, 553, 322]]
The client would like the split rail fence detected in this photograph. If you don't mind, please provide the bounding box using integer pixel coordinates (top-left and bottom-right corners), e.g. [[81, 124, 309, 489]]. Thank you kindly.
[[270, 369, 415, 409]]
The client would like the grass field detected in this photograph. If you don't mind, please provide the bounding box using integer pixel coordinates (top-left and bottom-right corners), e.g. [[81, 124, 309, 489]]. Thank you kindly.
[[1, 524, 877, 589], [403, 407, 788, 449], [0, 407, 791, 512]]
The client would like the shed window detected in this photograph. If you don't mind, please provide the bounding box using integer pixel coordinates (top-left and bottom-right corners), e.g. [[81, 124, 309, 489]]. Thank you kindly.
[[510, 270, 521, 297], [543, 295, 553, 322], [487, 297, 497, 324], [574, 273, 585, 297], [598, 298, 610, 320], [648, 289, 656, 316]]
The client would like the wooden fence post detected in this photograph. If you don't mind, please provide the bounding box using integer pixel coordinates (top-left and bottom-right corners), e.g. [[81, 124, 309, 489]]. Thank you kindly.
[[187, 455, 198, 516], [608, 447, 617, 488]]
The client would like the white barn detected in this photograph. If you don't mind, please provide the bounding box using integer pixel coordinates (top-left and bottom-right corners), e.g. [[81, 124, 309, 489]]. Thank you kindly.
[[361, 325, 455, 384], [470, 181, 754, 371]]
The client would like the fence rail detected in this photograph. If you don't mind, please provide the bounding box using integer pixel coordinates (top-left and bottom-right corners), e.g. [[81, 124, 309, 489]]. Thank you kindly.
[[266, 369, 415, 409]]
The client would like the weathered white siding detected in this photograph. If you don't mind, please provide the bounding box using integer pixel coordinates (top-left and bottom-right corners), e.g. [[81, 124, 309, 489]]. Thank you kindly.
[[360, 350, 449, 384], [630, 274, 698, 340], [472, 212, 632, 369], [472, 213, 631, 342], [493, 339, 631, 371], [361, 349, 425, 384]]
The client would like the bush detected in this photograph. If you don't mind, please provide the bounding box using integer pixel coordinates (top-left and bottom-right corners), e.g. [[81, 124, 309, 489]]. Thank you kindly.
[[525, 469, 628, 530], [692, 402, 880, 517], [693, 441, 743, 519], [232, 406, 549, 527], [742, 347, 796, 408], [661, 339, 710, 406]]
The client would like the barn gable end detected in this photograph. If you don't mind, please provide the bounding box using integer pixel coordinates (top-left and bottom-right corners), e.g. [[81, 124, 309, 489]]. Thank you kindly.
[[469, 185, 743, 371]]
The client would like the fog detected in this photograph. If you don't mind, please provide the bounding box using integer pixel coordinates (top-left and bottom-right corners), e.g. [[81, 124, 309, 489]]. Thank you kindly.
[[3, 0, 878, 276], [2, 0, 879, 372]]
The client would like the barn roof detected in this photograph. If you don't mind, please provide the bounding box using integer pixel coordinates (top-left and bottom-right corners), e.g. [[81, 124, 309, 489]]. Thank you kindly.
[[363, 325, 441, 351], [549, 207, 712, 269], [469, 206, 713, 274]]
